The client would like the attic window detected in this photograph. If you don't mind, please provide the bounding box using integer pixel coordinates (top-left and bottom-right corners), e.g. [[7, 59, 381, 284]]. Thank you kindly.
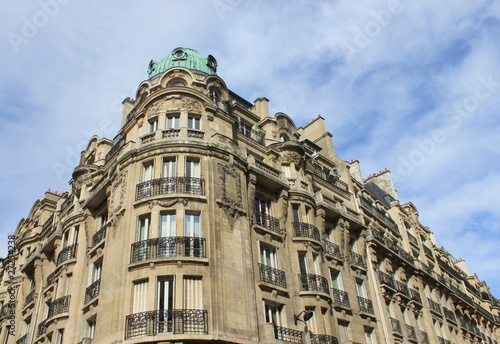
[[175, 50, 184, 57]]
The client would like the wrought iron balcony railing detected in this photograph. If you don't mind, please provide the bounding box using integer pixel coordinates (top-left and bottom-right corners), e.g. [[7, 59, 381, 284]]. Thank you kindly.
[[238, 124, 265, 145], [324, 240, 341, 259], [259, 264, 287, 288], [406, 324, 417, 341], [105, 135, 125, 161], [125, 309, 208, 338], [423, 245, 433, 257], [16, 334, 27, 344], [293, 222, 321, 242], [420, 330, 430, 344], [390, 317, 402, 335], [358, 296, 374, 314], [274, 325, 302, 343], [407, 232, 418, 246], [56, 244, 77, 265], [427, 298, 442, 315], [46, 271, 56, 287], [311, 334, 339, 344], [332, 288, 350, 308], [92, 224, 108, 247], [378, 271, 395, 289], [37, 319, 47, 337], [368, 228, 413, 264], [410, 288, 422, 304], [25, 289, 35, 305], [299, 274, 330, 294], [48, 295, 71, 318], [313, 165, 349, 193], [395, 280, 409, 297], [136, 177, 205, 200], [131, 236, 206, 263], [444, 307, 456, 323], [85, 279, 101, 304], [349, 251, 366, 268], [254, 211, 280, 233], [437, 336, 446, 344]]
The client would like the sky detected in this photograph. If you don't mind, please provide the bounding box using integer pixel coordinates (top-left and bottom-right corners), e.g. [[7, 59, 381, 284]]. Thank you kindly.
[[1, 0, 499, 295]]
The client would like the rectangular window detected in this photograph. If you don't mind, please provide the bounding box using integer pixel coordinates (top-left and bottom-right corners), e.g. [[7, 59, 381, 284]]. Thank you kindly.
[[365, 328, 376, 344], [338, 322, 350, 343], [142, 162, 154, 182], [263, 301, 283, 326], [137, 215, 151, 241], [162, 158, 177, 178], [184, 213, 201, 237], [282, 164, 291, 178], [157, 277, 174, 334], [239, 121, 252, 137], [185, 158, 201, 178], [187, 115, 201, 130], [292, 204, 301, 223], [133, 280, 148, 313], [260, 244, 277, 268], [356, 279, 367, 298], [148, 117, 158, 133], [159, 213, 176, 237], [86, 318, 96, 339], [65, 274, 72, 295], [298, 251, 308, 275], [90, 262, 102, 283], [254, 198, 271, 215], [183, 276, 202, 309], [166, 115, 180, 129], [55, 329, 64, 344], [330, 269, 343, 290]]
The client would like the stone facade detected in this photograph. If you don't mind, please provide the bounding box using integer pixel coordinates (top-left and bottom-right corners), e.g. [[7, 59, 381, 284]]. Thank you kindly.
[[0, 48, 499, 344]]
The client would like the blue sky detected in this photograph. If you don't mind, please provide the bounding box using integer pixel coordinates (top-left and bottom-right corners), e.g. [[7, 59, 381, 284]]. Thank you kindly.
[[1, 0, 499, 295]]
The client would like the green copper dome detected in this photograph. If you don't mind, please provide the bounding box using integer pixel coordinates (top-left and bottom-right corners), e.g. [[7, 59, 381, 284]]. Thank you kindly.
[[147, 48, 218, 79]]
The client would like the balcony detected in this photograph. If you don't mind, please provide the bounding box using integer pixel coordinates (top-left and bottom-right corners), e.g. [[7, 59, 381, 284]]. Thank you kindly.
[[368, 228, 414, 265], [420, 331, 430, 344], [16, 334, 27, 344], [349, 251, 366, 269], [406, 324, 417, 341], [332, 288, 350, 308], [48, 295, 71, 318], [324, 240, 341, 259], [293, 222, 320, 242], [427, 298, 442, 316], [311, 334, 339, 344], [299, 274, 330, 294], [37, 319, 47, 337], [255, 211, 280, 233], [131, 236, 206, 263], [378, 271, 395, 290], [407, 232, 418, 246], [358, 296, 374, 315], [162, 128, 181, 138], [125, 309, 208, 338], [423, 245, 433, 257], [24, 289, 35, 305], [136, 177, 205, 200], [46, 271, 56, 287], [395, 280, 409, 298], [258, 264, 287, 288], [444, 307, 456, 323], [409, 288, 422, 305], [313, 165, 349, 193], [84, 279, 101, 304], [92, 224, 108, 247], [56, 243, 77, 265], [105, 135, 125, 161], [238, 124, 265, 145], [274, 325, 302, 343], [389, 317, 402, 335], [187, 129, 204, 139]]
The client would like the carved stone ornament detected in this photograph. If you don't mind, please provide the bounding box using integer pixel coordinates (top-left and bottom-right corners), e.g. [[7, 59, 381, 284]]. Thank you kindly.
[[281, 152, 303, 165], [148, 198, 189, 209], [217, 163, 245, 228], [181, 98, 202, 113], [109, 171, 128, 215], [146, 99, 165, 119]]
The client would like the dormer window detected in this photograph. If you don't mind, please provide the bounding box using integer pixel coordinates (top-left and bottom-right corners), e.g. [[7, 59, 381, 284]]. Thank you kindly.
[[167, 78, 186, 87]]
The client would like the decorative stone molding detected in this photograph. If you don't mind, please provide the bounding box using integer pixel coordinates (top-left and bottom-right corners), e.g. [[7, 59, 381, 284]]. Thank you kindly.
[[148, 198, 189, 209]]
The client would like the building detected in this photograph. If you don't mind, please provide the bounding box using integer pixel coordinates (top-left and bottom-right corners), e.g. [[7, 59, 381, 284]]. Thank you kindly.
[[0, 47, 499, 344]]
